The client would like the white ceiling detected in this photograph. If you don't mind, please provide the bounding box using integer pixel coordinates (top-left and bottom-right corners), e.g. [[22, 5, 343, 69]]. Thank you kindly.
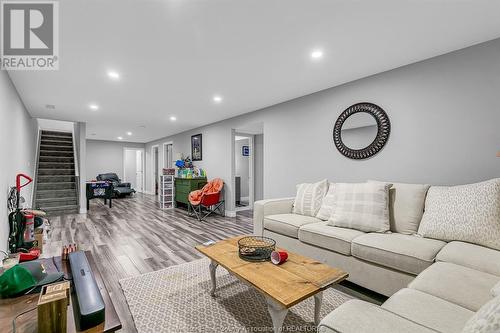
[[8, 0, 500, 143]]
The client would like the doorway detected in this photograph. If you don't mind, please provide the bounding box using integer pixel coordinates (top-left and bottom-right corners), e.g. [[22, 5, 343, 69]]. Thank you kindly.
[[231, 123, 264, 215], [152, 145, 159, 196], [123, 148, 145, 192], [163, 142, 173, 169], [234, 134, 253, 211]]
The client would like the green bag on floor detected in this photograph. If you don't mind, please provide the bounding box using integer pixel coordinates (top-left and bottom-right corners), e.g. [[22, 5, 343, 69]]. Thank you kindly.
[[0, 261, 64, 298], [0, 265, 36, 298]]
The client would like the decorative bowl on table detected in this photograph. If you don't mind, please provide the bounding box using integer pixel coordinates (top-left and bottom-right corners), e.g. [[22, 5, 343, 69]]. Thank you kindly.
[[238, 236, 276, 262]]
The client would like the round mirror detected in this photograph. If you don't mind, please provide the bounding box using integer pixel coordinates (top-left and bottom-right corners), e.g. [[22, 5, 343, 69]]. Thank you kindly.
[[333, 103, 390, 159], [340, 112, 378, 150]]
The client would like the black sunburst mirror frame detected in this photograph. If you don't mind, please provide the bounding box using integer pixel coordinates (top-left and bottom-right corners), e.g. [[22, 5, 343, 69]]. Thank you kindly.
[[333, 103, 391, 160]]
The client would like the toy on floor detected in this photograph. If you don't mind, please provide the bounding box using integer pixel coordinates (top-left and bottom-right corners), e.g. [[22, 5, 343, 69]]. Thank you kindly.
[[62, 243, 79, 261]]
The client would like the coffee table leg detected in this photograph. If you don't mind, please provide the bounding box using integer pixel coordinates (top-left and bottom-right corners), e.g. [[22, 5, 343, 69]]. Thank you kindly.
[[209, 261, 218, 296], [314, 292, 323, 326], [266, 297, 288, 332]]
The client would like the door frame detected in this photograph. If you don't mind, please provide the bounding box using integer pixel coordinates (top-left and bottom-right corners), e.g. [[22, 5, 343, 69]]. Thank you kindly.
[[162, 141, 174, 169], [151, 145, 159, 197], [122, 147, 145, 193], [232, 131, 254, 212]]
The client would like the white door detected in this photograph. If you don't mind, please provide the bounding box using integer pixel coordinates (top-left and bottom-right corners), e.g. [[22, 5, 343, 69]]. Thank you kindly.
[[124, 149, 138, 189], [136, 150, 144, 192], [124, 148, 144, 193]]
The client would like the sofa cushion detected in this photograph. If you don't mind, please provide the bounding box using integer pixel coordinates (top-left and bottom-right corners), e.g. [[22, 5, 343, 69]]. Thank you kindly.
[[351, 233, 446, 275], [436, 241, 500, 277], [382, 288, 474, 333], [368, 181, 430, 234], [316, 183, 336, 220], [298, 222, 365, 255], [328, 182, 391, 233], [293, 179, 329, 217], [418, 178, 500, 250], [409, 262, 499, 311], [264, 214, 320, 238], [462, 295, 500, 333], [318, 299, 435, 333]]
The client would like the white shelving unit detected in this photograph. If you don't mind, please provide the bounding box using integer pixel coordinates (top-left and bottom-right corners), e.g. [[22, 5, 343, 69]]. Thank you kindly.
[[160, 174, 175, 209]]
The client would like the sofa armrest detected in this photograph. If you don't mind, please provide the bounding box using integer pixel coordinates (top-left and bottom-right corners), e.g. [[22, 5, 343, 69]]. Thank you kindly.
[[253, 197, 294, 236], [319, 300, 436, 333]]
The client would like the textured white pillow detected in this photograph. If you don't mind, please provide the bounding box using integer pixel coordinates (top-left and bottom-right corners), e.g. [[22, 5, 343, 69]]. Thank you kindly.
[[316, 183, 335, 220], [418, 178, 500, 250], [492, 281, 500, 297], [327, 182, 391, 232], [368, 181, 430, 234], [462, 295, 500, 333], [293, 179, 328, 217]]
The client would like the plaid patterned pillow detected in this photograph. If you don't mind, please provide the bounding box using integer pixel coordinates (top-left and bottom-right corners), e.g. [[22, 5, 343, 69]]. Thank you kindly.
[[327, 183, 391, 232], [293, 179, 328, 217]]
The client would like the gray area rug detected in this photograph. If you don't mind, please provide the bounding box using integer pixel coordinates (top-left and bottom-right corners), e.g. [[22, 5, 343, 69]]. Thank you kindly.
[[120, 258, 353, 333]]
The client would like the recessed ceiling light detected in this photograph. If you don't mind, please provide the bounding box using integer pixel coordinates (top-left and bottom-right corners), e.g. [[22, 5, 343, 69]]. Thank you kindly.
[[213, 95, 223, 103], [45, 104, 56, 110], [117, 136, 123, 140], [311, 50, 323, 59], [126, 131, 132, 136], [170, 116, 177, 121], [107, 70, 120, 80], [89, 104, 99, 111]]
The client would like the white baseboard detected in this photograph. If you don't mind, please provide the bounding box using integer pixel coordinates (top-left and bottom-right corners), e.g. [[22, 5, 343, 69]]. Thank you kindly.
[[235, 206, 252, 212], [79, 207, 87, 214], [225, 210, 236, 217]]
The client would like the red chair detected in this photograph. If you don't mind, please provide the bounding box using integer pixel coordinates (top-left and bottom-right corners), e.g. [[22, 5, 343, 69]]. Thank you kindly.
[[188, 178, 225, 221]]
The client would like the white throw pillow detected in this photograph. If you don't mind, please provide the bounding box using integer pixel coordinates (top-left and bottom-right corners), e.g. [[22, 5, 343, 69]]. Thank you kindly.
[[368, 181, 430, 234], [462, 295, 500, 333], [491, 281, 500, 297], [293, 179, 328, 217], [316, 183, 335, 220], [418, 178, 500, 250], [327, 182, 391, 233]]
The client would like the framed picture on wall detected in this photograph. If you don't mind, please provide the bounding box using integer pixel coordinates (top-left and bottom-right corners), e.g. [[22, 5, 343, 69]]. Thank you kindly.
[[191, 134, 202, 161], [242, 145, 250, 156]]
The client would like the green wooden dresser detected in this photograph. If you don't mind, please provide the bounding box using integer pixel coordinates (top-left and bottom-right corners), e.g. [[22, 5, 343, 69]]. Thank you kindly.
[[175, 177, 207, 207]]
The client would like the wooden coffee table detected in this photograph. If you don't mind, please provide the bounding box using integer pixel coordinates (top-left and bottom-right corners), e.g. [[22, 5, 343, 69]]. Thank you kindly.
[[195, 236, 348, 332]]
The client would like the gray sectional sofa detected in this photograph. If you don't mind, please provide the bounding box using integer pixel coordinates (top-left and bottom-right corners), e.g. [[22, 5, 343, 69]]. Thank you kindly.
[[253, 180, 500, 333]]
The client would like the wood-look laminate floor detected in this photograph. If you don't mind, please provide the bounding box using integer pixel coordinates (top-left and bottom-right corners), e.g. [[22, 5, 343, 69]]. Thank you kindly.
[[42, 193, 254, 333]]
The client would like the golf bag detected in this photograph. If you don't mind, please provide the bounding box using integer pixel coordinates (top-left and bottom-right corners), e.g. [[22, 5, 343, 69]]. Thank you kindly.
[[7, 174, 33, 253]]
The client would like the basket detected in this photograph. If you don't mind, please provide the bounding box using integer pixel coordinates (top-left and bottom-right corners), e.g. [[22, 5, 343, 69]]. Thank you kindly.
[[238, 236, 276, 262]]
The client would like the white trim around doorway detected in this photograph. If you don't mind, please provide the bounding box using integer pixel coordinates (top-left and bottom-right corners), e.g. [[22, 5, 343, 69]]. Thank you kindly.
[[151, 145, 160, 198], [122, 147, 146, 193]]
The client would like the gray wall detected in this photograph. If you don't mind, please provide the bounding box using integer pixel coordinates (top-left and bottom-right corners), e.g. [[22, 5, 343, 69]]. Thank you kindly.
[[254, 134, 264, 201], [86, 139, 144, 181], [145, 38, 500, 210], [0, 72, 37, 252]]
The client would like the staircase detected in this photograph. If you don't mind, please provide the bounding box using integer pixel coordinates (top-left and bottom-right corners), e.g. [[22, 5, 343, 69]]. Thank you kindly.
[[34, 130, 79, 215]]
